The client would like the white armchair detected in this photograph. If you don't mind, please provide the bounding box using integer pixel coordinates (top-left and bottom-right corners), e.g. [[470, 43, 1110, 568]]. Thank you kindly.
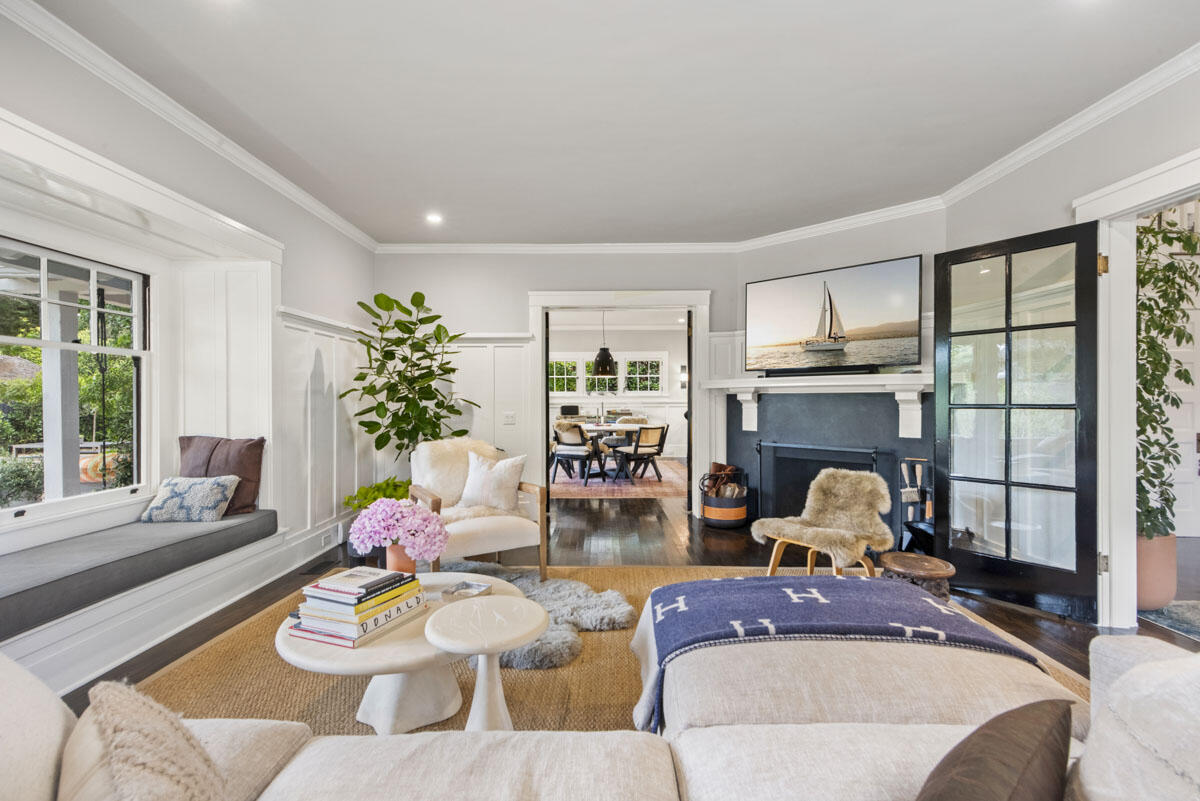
[[409, 438, 548, 580]]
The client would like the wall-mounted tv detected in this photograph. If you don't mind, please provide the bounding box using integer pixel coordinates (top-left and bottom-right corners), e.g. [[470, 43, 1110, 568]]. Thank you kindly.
[[745, 255, 922, 374]]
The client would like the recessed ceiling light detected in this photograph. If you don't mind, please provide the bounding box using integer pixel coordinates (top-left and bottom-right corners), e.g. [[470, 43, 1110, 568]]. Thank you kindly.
[[677, 318, 686, 323], [980, 268, 991, 274], [425, 212, 444, 225]]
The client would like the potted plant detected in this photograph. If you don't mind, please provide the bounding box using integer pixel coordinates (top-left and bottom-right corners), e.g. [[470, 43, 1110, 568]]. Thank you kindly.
[[348, 498, 449, 573], [1136, 213, 1200, 610], [344, 476, 412, 511], [341, 291, 477, 455]]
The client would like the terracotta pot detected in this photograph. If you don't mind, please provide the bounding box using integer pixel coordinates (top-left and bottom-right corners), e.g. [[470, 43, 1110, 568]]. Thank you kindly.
[[1136, 533, 1177, 611], [385, 543, 417, 574]]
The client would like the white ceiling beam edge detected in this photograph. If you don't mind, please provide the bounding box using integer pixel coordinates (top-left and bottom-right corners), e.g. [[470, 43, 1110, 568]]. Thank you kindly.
[[3, 0, 1198, 255]]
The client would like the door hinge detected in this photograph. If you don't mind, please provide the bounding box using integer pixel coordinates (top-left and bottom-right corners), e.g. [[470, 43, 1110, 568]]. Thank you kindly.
[[1097, 254, 1109, 276], [1097, 553, 1110, 574]]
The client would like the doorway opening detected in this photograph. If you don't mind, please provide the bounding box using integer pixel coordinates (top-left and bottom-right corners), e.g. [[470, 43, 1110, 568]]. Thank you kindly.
[[1136, 195, 1200, 642], [545, 308, 692, 564]]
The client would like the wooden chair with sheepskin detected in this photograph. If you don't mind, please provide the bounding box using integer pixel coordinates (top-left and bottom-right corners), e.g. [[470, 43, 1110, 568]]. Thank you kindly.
[[751, 467, 895, 577], [409, 438, 548, 580]]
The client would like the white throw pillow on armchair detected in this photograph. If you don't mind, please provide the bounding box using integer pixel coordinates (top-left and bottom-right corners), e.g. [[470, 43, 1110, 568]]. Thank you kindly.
[[458, 451, 526, 512]]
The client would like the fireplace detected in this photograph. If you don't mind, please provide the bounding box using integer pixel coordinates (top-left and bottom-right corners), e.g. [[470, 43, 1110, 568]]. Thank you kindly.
[[756, 441, 899, 535]]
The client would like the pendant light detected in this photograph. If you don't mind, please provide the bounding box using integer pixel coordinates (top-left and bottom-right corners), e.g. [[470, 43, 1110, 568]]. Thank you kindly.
[[592, 310, 617, 377]]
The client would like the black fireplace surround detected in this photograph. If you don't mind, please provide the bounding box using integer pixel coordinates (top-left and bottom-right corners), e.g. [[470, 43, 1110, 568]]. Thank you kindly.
[[725, 392, 935, 540]]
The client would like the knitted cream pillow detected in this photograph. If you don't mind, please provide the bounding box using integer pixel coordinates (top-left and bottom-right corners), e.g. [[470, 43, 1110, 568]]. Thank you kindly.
[[56, 682, 224, 801]]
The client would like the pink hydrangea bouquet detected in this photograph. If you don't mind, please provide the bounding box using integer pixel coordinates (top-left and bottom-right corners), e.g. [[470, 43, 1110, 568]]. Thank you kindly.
[[348, 498, 449, 562]]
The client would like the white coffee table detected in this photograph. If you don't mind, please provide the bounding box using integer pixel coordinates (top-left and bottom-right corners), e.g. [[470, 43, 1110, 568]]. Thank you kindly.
[[274, 571, 523, 734], [425, 595, 549, 731]]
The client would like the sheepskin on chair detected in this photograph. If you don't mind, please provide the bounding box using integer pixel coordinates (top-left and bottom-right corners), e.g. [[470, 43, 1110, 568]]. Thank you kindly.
[[751, 468, 895, 568]]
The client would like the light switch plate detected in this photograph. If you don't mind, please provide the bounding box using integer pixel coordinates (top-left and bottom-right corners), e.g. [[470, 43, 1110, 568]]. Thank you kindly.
[[502, 411, 517, 426]]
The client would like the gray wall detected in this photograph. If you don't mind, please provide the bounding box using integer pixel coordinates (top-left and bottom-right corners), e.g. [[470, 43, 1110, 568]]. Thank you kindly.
[[0, 20, 374, 322], [946, 71, 1200, 248], [374, 251, 740, 332]]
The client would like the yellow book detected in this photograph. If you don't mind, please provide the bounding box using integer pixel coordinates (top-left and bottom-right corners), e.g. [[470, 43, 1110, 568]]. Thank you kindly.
[[302, 580, 421, 616]]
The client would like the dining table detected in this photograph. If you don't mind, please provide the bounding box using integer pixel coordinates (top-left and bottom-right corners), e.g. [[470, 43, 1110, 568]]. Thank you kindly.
[[578, 422, 648, 480]]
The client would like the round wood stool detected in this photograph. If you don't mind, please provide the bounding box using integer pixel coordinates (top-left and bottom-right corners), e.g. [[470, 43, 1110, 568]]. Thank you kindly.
[[878, 552, 956, 601]]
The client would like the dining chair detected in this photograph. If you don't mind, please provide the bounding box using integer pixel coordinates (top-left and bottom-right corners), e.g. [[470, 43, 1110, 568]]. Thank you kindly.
[[613, 424, 668, 482], [551, 422, 600, 485]]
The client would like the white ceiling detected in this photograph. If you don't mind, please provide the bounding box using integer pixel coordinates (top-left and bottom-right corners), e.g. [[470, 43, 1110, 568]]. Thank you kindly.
[[33, 1, 1200, 244]]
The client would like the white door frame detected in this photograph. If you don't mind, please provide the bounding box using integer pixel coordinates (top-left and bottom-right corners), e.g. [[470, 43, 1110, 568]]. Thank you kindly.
[[1075, 145, 1200, 629], [528, 290, 712, 516]]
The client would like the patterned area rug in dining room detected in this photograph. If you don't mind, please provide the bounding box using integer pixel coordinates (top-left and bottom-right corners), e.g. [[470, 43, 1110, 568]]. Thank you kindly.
[[549, 457, 687, 499]]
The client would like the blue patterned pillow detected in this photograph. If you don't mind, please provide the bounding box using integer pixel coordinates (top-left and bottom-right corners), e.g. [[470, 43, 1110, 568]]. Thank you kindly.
[[141, 475, 241, 522]]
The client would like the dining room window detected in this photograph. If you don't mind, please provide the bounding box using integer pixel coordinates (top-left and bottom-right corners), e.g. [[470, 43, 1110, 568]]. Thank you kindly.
[[547, 359, 578, 393], [623, 359, 663, 393], [585, 360, 619, 394], [548, 352, 667, 396]]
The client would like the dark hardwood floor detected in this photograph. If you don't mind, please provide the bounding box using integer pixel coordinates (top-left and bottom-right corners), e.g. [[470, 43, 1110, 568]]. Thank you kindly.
[[62, 498, 1198, 711]]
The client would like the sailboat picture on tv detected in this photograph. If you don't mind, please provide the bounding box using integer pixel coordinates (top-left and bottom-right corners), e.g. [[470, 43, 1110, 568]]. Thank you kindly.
[[745, 255, 922, 373]]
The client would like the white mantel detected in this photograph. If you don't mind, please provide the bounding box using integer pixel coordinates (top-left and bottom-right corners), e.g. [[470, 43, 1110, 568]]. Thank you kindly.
[[706, 331, 933, 439]]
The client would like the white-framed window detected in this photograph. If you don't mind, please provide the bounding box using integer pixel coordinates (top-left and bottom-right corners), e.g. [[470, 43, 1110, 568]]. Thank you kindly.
[[0, 237, 146, 513], [547, 359, 578, 393], [548, 352, 667, 396]]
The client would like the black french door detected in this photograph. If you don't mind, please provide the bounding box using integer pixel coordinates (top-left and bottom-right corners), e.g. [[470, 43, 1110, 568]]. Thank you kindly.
[[933, 222, 1098, 622]]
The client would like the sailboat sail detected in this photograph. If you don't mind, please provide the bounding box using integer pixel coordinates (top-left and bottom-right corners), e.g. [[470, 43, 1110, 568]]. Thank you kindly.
[[814, 284, 828, 339], [827, 286, 846, 338]]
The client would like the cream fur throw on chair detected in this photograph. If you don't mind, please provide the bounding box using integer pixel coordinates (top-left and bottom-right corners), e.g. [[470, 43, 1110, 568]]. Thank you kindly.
[[751, 468, 895, 568]]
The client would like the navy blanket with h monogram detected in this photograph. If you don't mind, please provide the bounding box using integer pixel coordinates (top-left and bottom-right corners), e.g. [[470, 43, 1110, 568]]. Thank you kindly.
[[643, 575, 1037, 732]]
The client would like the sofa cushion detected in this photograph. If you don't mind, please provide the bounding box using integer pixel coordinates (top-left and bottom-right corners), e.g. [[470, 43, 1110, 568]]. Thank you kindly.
[[673, 723, 978, 801], [0, 510, 277, 640], [184, 719, 312, 801], [658, 640, 1088, 740], [410, 438, 502, 508], [915, 700, 1072, 801], [257, 731, 678, 801], [1068, 651, 1200, 801], [440, 514, 541, 559], [179, 436, 266, 515], [0, 653, 76, 801], [60, 682, 223, 801]]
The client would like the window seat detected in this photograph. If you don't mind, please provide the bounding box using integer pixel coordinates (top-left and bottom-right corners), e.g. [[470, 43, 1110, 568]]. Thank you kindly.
[[0, 510, 277, 641]]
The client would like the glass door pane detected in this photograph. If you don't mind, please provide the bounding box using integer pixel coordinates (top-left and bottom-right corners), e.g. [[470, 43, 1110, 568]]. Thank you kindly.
[[950, 256, 1005, 332], [1012, 243, 1075, 326]]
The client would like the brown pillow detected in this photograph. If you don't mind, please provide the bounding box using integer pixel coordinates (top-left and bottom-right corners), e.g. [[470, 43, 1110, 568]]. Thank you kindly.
[[179, 435, 265, 516], [916, 700, 1072, 801]]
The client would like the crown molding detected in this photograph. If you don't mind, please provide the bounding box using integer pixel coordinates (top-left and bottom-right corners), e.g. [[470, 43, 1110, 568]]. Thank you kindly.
[[733, 197, 945, 252], [0, 0, 378, 252], [374, 241, 740, 255], [942, 40, 1200, 206]]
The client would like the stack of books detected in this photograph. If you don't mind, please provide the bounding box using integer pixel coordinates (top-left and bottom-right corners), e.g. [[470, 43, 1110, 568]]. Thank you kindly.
[[287, 567, 426, 648]]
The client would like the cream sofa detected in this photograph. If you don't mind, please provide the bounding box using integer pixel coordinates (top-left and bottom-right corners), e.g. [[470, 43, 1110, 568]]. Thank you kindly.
[[5, 636, 1195, 801]]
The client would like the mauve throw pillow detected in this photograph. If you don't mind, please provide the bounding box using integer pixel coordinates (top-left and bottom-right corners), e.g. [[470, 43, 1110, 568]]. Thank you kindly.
[[179, 435, 266, 516], [916, 700, 1072, 801]]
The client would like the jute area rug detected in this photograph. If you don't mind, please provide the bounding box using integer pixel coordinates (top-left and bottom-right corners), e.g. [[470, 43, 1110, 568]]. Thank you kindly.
[[138, 565, 1088, 735]]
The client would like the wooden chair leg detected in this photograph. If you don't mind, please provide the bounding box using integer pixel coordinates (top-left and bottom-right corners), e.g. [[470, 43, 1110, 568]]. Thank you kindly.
[[551, 458, 560, 483], [767, 539, 787, 576], [834, 564, 844, 576], [431, 558, 441, 572], [805, 547, 818, 576], [859, 555, 876, 577], [650, 457, 662, 481], [582, 455, 590, 486]]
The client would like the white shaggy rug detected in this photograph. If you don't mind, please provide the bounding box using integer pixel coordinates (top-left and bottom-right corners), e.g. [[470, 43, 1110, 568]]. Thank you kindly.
[[440, 560, 636, 669]]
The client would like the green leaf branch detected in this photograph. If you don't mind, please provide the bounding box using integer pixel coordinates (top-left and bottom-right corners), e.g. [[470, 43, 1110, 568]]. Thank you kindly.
[[1137, 215, 1200, 538], [340, 291, 479, 458]]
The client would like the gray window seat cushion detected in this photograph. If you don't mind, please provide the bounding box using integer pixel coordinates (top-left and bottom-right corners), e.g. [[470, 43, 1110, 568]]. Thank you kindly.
[[0, 509, 277, 640]]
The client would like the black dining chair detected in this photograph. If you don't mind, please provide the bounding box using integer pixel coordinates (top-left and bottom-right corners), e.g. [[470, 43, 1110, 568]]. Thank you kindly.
[[613, 425, 668, 482], [552, 423, 601, 485]]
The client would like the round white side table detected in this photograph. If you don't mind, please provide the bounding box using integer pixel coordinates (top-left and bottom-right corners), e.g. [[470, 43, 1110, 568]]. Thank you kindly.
[[274, 572, 523, 734], [424, 595, 549, 731]]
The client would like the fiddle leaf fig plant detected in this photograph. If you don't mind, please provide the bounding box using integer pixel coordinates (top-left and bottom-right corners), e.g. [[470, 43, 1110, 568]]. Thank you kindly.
[[1137, 215, 1200, 538], [340, 291, 478, 458]]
